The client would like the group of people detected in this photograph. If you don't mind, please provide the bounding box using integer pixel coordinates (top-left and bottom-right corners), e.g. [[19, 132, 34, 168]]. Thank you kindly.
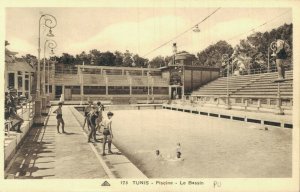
[[53, 101, 114, 156], [4, 89, 24, 133]]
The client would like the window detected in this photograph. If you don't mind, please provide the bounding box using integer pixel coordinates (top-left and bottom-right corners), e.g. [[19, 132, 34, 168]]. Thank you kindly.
[[25, 80, 29, 91], [18, 76, 23, 90], [8, 73, 15, 88], [49, 85, 53, 93], [83, 86, 106, 95]]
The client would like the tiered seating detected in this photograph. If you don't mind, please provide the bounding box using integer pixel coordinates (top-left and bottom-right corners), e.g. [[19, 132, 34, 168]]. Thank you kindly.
[[192, 71, 293, 99], [192, 74, 262, 96], [231, 71, 293, 98]]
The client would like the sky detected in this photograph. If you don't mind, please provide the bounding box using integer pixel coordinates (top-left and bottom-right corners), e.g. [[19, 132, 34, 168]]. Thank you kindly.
[[5, 7, 292, 59]]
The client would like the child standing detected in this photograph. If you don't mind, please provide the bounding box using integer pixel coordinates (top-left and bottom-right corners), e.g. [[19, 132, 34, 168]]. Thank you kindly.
[[101, 112, 114, 156], [53, 102, 65, 133]]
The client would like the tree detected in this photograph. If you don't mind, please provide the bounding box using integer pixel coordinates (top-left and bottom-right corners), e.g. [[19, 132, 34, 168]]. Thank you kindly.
[[76, 51, 91, 65], [232, 23, 293, 72], [98, 51, 116, 66], [22, 54, 38, 66], [132, 54, 149, 68], [149, 56, 166, 68], [164, 55, 173, 65], [114, 51, 124, 66], [122, 50, 133, 67], [196, 40, 234, 67], [58, 53, 76, 65], [89, 49, 101, 65]]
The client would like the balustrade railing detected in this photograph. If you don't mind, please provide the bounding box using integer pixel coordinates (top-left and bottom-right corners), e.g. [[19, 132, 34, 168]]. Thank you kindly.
[[220, 64, 293, 77]]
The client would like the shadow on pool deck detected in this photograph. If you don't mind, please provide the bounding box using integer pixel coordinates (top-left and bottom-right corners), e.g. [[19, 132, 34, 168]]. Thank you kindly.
[[5, 106, 109, 179]]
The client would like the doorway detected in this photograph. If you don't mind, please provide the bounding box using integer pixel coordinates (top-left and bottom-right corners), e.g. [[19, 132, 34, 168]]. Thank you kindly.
[[55, 85, 62, 100], [171, 87, 182, 99]]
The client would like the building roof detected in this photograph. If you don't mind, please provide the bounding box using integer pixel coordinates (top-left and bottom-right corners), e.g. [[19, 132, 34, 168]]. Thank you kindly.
[[5, 48, 18, 63], [5, 61, 35, 72]]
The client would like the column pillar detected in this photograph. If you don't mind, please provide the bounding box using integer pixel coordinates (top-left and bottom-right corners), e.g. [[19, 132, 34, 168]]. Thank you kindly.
[[51, 84, 55, 100], [275, 82, 284, 115], [14, 72, 18, 90], [151, 77, 154, 101], [4, 67, 7, 91], [28, 73, 31, 98], [105, 76, 108, 95], [129, 77, 132, 95], [80, 67, 84, 105], [22, 71, 26, 96], [257, 99, 261, 110]]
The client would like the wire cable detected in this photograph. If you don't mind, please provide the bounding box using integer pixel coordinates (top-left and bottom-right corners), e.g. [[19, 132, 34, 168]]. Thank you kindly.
[[142, 7, 221, 57]]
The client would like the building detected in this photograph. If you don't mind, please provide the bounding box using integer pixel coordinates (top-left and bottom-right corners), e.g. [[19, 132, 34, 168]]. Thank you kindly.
[[161, 52, 220, 99], [4, 45, 35, 98], [44, 52, 220, 103]]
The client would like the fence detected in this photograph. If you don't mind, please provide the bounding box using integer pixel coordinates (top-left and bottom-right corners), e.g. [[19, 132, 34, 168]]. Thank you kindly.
[[175, 95, 292, 114]]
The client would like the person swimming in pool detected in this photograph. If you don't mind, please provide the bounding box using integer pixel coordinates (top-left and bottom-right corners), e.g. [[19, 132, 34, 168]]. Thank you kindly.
[[155, 143, 184, 161]]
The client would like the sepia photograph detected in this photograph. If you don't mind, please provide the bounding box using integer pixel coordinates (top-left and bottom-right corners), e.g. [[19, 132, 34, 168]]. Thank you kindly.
[[1, 1, 299, 192]]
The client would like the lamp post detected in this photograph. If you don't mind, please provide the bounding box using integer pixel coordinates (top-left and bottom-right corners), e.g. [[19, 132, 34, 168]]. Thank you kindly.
[[43, 40, 57, 95], [42, 39, 57, 113], [222, 54, 231, 110], [35, 14, 57, 123]]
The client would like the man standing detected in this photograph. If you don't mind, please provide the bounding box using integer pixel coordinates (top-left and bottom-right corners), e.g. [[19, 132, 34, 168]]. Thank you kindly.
[[83, 101, 93, 130], [88, 106, 99, 143], [274, 34, 290, 80], [96, 101, 104, 133]]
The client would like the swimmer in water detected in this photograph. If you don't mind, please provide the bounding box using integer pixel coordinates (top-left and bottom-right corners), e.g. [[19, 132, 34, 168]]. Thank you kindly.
[[155, 148, 184, 162]]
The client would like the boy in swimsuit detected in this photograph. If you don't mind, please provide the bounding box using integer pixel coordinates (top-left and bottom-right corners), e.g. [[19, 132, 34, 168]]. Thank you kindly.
[[101, 112, 114, 156], [53, 102, 65, 133]]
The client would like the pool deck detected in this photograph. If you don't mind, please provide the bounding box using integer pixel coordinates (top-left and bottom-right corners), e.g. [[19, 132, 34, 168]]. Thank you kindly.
[[5, 105, 146, 179], [163, 103, 293, 128]]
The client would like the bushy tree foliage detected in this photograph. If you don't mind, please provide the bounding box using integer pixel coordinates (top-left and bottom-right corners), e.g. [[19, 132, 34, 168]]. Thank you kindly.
[[149, 56, 166, 68], [233, 23, 292, 72], [196, 40, 234, 67], [14, 23, 292, 72]]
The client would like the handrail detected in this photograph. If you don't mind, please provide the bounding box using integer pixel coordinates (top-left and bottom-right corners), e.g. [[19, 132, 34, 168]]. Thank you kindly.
[[220, 65, 293, 77], [190, 95, 293, 99]]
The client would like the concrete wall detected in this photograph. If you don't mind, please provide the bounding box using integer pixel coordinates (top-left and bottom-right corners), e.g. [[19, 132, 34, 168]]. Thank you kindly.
[[184, 69, 220, 94]]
